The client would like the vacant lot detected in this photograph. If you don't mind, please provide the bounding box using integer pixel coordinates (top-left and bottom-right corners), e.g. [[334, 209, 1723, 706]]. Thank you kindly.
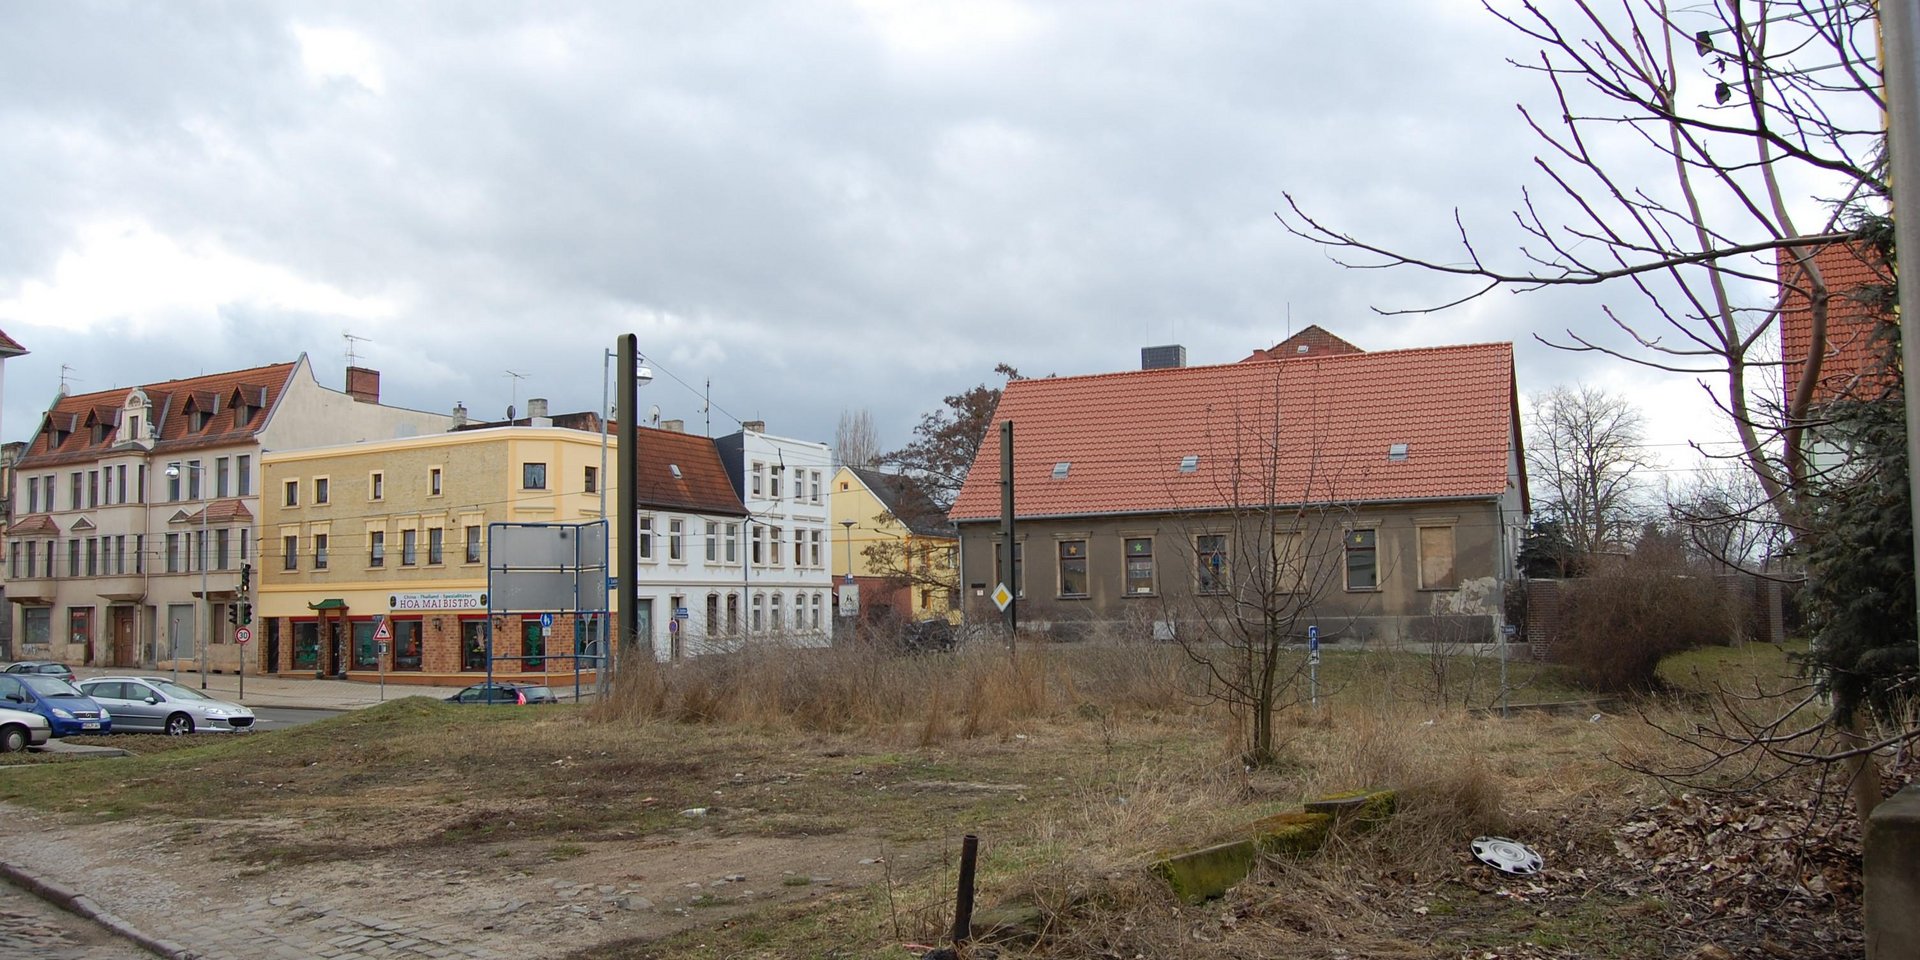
[[0, 642, 1870, 958]]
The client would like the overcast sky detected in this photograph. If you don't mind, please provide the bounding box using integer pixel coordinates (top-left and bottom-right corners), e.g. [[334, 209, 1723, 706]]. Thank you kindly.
[[0, 2, 1865, 486]]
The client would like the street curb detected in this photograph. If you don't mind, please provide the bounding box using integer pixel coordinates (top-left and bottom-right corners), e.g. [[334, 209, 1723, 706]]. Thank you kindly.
[[0, 858, 198, 959]]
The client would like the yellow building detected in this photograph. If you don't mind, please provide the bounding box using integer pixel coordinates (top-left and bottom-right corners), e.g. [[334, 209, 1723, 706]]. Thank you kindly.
[[828, 466, 957, 623], [258, 423, 612, 682]]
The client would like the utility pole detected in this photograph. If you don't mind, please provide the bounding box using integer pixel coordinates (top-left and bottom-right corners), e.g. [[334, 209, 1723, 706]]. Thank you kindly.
[[999, 421, 1016, 648], [1886, 0, 1920, 665], [616, 335, 640, 675]]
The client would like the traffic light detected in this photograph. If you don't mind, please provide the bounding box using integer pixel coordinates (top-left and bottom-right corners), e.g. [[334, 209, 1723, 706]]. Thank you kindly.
[[241, 602, 253, 626], [240, 562, 251, 592], [227, 604, 239, 626]]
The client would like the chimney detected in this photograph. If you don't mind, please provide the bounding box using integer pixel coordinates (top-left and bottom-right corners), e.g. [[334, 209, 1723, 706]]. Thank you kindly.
[[1141, 345, 1187, 370], [527, 398, 548, 419], [451, 402, 467, 428], [346, 366, 381, 403], [659, 418, 685, 433], [741, 420, 766, 434]]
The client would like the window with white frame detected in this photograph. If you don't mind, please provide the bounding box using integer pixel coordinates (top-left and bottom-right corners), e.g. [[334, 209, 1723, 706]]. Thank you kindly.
[[669, 518, 684, 561], [751, 462, 764, 496], [639, 517, 654, 560], [726, 523, 739, 563], [705, 521, 719, 562]]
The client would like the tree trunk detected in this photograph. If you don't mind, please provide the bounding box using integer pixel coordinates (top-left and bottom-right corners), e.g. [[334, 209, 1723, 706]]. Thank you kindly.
[[1842, 712, 1883, 824]]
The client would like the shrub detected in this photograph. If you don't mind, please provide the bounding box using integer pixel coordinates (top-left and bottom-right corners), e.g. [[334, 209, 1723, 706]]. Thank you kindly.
[[1556, 556, 1734, 693]]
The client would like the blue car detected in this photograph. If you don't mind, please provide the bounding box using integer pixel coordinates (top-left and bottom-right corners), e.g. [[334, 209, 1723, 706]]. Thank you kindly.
[[0, 672, 110, 737]]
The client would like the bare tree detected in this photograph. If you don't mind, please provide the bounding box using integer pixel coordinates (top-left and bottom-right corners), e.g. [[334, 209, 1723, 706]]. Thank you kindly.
[[1665, 462, 1790, 572], [1526, 385, 1659, 557], [833, 408, 881, 469], [1278, 0, 1881, 509], [1277, 0, 1901, 823]]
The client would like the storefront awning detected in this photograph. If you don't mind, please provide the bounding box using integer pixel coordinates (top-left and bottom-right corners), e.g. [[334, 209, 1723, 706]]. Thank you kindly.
[[307, 598, 349, 611]]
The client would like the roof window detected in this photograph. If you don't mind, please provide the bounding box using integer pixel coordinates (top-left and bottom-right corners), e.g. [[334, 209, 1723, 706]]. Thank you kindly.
[[669, 464, 683, 479], [1388, 443, 1410, 461], [1051, 462, 1071, 479], [1178, 455, 1200, 473]]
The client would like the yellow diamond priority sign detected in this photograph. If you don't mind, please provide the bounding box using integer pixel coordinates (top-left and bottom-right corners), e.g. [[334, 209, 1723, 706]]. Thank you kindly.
[[991, 583, 1014, 612]]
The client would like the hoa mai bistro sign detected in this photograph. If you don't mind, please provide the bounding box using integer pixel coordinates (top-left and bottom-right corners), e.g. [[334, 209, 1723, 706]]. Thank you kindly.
[[389, 591, 487, 611]]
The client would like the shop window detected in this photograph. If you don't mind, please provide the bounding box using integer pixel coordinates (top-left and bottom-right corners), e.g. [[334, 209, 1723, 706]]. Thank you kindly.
[[392, 620, 423, 671]]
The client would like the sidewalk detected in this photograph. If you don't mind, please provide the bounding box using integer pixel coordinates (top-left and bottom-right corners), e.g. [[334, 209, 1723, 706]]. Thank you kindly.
[[67, 666, 473, 711]]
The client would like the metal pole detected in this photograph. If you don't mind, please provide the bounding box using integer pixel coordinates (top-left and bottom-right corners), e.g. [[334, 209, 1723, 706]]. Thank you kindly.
[[599, 346, 612, 697], [999, 421, 1016, 646], [1885, 0, 1920, 666], [951, 834, 979, 946], [617, 334, 640, 673]]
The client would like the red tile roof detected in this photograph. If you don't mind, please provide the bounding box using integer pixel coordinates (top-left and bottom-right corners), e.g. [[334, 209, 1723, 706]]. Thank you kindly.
[[633, 427, 747, 517], [0, 328, 26, 357], [1779, 241, 1896, 406], [1241, 324, 1364, 362], [948, 342, 1521, 522], [16, 362, 298, 468], [8, 515, 59, 536]]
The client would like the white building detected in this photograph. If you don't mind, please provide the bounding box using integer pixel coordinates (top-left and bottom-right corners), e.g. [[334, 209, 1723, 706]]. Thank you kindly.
[[712, 421, 834, 647]]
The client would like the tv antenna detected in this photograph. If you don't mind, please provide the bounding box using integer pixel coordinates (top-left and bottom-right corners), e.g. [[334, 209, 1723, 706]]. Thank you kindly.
[[59, 364, 80, 395], [344, 331, 373, 366], [504, 370, 528, 416]]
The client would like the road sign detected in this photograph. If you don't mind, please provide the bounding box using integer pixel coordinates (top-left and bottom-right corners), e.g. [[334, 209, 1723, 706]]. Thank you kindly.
[[540, 612, 555, 629], [1308, 624, 1320, 665], [234, 626, 252, 645], [674, 607, 690, 619], [668, 618, 680, 634], [991, 583, 1014, 612], [377, 641, 390, 655], [372, 616, 392, 643]]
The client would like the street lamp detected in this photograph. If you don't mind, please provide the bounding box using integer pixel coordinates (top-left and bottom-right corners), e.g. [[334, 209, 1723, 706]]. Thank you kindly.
[[165, 461, 209, 688], [840, 519, 856, 584]]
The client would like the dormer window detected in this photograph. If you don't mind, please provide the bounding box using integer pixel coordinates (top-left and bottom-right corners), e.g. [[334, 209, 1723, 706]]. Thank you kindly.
[[194, 411, 213, 431], [127, 415, 141, 441]]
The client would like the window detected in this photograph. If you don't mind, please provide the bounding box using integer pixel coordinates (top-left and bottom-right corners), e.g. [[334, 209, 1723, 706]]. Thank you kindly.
[[705, 521, 719, 562], [583, 466, 597, 494], [370, 472, 384, 501], [812, 593, 823, 630], [752, 594, 764, 632], [134, 534, 144, 574], [706, 594, 720, 636], [1274, 532, 1306, 593], [639, 517, 654, 560], [751, 525, 763, 566], [428, 527, 444, 565], [1345, 529, 1378, 591], [727, 593, 739, 634], [770, 466, 781, 499], [1196, 534, 1229, 595], [669, 519, 684, 561], [392, 620, 423, 671], [770, 592, 783, 630], [522, 462, 547, 490], [187, 461, 202, 499], [1057, 540, 1088, 597], [314, 478, 330, 504], [993, 541, 1025, 597], [215, 458, 230, 498], [283, 535, 299, 571], [314, 533, 329, 570], [401, 529, 418, 566], [215, 529, 230, 570], [811, 470, 822, 503], [794, 530, 805, 567], [751, 462, 764, 496], [369, 530, 386, 567], [115, 535, 126, 574], [429, 468, 441, 497], [1124, 538, 1155, 595], [353, 621, 379, 670], [85, 538, 98, 576], [769, 526, 782, 567], [293, 622, 320, 670], [166, 534, 181, 573], [520, 619, 544, 671], [169, 471, 183, 503], [25, 477, 37, 514], [809, 529, 822, 567], [465, 525, 482, 563], [22, 608, 49, 648], [725, 523, 739, 563], [465, 621, 490, 672], [88, 470, 98, 508], [1418, 525, 1457, 590], [118, 465, 129, 503], [236, 456, 251, 496], [284, 479, 299, 507]]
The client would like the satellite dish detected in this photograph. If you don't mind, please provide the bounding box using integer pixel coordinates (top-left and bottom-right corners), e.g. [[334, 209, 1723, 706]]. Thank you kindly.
[[649, 404, 661, 426], [506, 404, 516, 421]]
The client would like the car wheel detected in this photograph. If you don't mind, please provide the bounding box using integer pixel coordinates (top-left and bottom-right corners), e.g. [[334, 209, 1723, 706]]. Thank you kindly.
[[165, 713, 194, 736], [0, 725, 26, 753]]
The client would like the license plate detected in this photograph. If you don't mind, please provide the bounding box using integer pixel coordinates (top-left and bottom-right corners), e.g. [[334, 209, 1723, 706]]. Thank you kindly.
[[81, 722, 101, 730]]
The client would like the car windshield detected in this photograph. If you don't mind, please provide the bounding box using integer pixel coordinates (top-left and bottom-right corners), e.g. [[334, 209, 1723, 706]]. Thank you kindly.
[[147, 680, 214, 701], [19, 675, 85, 698]]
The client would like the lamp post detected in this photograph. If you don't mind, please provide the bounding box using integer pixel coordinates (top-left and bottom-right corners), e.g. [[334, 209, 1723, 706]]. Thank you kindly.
[[599, 345, 652, 693], [166, 461, 209, 688], [840, 519, 856, 584]]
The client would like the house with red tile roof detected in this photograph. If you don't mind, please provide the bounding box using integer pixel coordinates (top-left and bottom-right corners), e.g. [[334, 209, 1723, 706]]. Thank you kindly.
[[947, 339, 1528, 645], [1778, 240, 1896, 408], [6, 356, 452, 674]]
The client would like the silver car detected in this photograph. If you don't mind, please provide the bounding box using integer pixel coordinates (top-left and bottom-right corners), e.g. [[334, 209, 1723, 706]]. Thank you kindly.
[[0, 706, 51, 752], [76, 677, 256, 735]]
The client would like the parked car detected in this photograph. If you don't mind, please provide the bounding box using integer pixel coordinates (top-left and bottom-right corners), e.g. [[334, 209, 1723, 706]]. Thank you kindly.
[[75, 677, 255, 735], [444, 682, 559, 705], [3, 661, 77, 683], [0, 673, 110, 737], [0, 706, 52, 752]]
